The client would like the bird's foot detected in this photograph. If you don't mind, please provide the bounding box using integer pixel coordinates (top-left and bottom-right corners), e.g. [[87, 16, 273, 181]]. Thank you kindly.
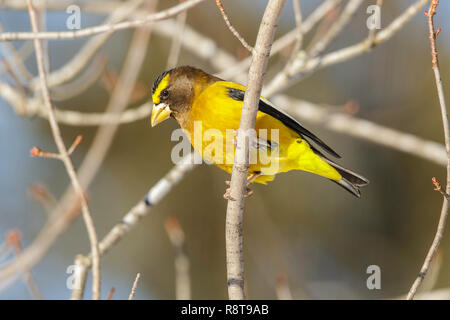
[[223, 180, 253, 200]]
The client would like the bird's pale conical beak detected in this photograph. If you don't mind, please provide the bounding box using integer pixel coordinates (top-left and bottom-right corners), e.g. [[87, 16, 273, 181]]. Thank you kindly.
[[151, 103, 171, 127]]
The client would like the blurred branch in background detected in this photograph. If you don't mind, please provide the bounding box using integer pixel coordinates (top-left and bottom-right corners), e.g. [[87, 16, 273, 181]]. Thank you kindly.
[[26, 0, 144, 93], [70, 154, 196, 299], [166, 0, 188, 69], [398, 250, 442, 299], [263, 0, 430, 96], [1, 230, 41, 299], [0, 22, 33, 82], [165, 217, 191, 300], [27, 184, 58, 216], [215, 0, 254, 53], [128, 273, 141, 300], [218, 0, 343, 81], [275, 273, 293, 300], [0, 0, 206, 41], [367, 0, 384, 46], [273, 96, 448, 166], [407, 0, 450, 300], [106, 287, 116, 300]]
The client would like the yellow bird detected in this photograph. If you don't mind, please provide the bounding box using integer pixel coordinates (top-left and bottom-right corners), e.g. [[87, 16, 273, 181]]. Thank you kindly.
[[151, 66, 368, 197]]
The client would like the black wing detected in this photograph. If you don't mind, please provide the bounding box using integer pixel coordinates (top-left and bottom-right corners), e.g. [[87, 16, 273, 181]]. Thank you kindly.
[[227, 87, 341, 159]]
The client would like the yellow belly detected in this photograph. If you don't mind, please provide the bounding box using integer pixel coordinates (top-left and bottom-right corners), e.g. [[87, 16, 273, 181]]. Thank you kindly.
[[180, 81, 341, 184]]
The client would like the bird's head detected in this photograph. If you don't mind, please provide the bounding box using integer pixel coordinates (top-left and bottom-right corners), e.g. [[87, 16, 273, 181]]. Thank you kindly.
[[150, 66, 219, 127]]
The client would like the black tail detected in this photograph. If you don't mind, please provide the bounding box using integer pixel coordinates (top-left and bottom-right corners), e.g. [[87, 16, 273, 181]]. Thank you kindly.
[[326, 159, 369, 198], [309, 145, 369, 198]]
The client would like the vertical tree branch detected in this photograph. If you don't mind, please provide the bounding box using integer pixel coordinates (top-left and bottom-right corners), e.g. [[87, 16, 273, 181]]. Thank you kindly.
[[128, 273, 141, 300], [165, 217, 191, 300], [166, 0, 188, 69], [26, 0, 102, 300], [407, 0, 449, 300], [70, 0, 158, 300], [225, 0, 285, 300]]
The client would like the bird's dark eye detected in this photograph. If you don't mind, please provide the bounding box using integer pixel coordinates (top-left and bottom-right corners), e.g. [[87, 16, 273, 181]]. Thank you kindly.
[[161, 89, 169, 100]]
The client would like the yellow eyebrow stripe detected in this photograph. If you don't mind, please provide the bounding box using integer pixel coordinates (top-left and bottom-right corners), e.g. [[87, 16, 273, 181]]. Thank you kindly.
[[152, 73, 171, 105]]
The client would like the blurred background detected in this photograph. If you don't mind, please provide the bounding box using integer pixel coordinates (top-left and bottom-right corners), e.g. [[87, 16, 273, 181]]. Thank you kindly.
[[1, 0, 450, 299]]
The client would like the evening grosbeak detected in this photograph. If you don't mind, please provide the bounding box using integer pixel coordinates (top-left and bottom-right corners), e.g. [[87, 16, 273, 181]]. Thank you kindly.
[[150, 66, 368, 197]]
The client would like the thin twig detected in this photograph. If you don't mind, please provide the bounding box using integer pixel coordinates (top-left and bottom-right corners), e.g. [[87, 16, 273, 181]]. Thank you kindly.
[[291, 0, 303, 55], [0, 22, 33, 81], [407, 0, 450, 300], [106, 287, 116, 300], [215, 0, 254, 53], [225, 0, 285, 300], [28, 183, 57, 216], [264, 0, 363, 96], [308, 0, 363, 57], [128, 273, 141, 300], [281, 0, 304, 76], [67, 135, 83, 155], [1, 59, 26, 91], [165, 217, 191, 300], [0, 0, 206, 41], [419, 249, 443, 293], [5, 230, 42, 299], [432, 177, 450, 200], [29, 0, 143, 91], [30, 135, 83, 160], [275, 273, 293, 300], [26, 0, 102, 300], [218, 0, 342, 81], [263, 0, 430, 96], [166, 0, 188, 69]]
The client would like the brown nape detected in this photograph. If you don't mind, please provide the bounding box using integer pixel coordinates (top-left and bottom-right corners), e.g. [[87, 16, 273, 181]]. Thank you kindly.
[[165, 66, 222, 120]]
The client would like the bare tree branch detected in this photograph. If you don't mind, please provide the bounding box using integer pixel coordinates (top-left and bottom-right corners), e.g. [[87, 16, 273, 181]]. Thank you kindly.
[[30, 0, 143, 90], [0, 0, 206, 41], [165, 217, 191, 300], [218, 0, 342, 81], [70, 154, 196, 298], [275, 273, 293, 300], [166, 0, 188, 69], [273, 95, 447, 166], [407, 0, 450, 300], [225, 0, 285, 300], [215, 0, 254, 53], [128, 273, 141, 300], [367, 0, 384, 47], [26, 0, 102, 300], [263, 0, 430, 96]]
